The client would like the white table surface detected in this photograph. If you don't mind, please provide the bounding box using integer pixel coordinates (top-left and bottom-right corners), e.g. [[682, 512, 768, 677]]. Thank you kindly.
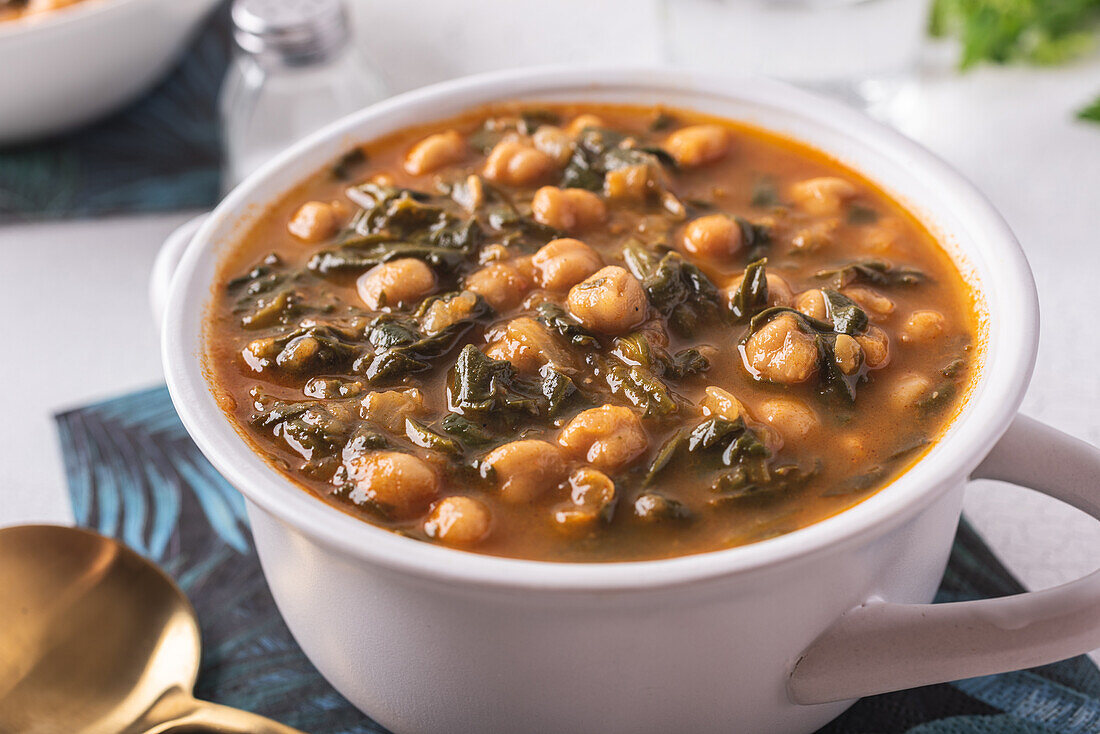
[[1, 6, 1098, 663]]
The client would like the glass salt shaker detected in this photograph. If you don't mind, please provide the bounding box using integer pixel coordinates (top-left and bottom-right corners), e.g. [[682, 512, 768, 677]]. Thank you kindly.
[[219, 0, 387, 190]]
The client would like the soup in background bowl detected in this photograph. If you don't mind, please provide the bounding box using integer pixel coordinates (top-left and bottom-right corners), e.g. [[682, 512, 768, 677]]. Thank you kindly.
[[205, 102, 979, 562]]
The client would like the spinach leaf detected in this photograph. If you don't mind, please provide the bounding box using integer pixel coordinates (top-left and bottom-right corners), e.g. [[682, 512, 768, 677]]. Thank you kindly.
[[822, 288, 869, 335], [346, 182, 442, 237], [644, 417, 777, 492], [227, 254, 286, 296], [750, 178, 781, 208], [331, 148, 367, 181], [648, 111, 676, 132], [729, 257, 770, 322], [735, 216, 772, 260], [439, 412, 496, 447], [595, 354, 680, 418], [711, 460, 817, 503], [250, 395, 356, 461], [847, 204, 879, 224], [560, 127, 674, 192], [518, 109, 561, 135], [356, 312, 479, 382], [815, 259, 925, 289], [622, 241, 722, 337], [536, 302, 600, 347], [247, 325, 361, 375], [308, 239, 468, 275], [540, 365, 583, 417], [405, 418, 463, 456], [447, 345, 541, 420], [613, 332, 710, 381]]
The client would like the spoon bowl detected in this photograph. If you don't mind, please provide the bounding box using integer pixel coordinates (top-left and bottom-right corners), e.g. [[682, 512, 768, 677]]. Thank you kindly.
[[0, 524, 301, 734]]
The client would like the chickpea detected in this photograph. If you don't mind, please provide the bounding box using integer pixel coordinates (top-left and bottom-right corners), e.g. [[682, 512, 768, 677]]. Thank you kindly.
[[837, 434, 867, 465], [404, 130, 467, 175], [554, 467, 616, 529], [833, 334, 864, 375], [742, 313, 819, 384], [531, 186, 608, 232], [789, 177, 858, 216], [901, 310, 946, 344], [558, 404, 648, 471], [605, 164, 651, 201], [464, 262, 530, 312], [486, 317, 574, 372], [567, 113, 604, 136], [342, 451, 438, 520], [532, 125, 574, 165], [566, 266, 647, 335], [454, 173, 485, 212], [664, 125, 730, 168], [424, 496, 491, 546], [483, 140, 556, 187], [726, 271, 794, 309], [357, 258, 436, 310], [681, 215, 742, 259], [361, 388, 426, 433], [482, 440, 567, 503], [855, 326, 890, 368], [892, 373, 933, 409], [478, 243, 510, 265], [532, 238, 603, 291], [757, 397, 819, 441], [419, 291, 480, 335], [701, 386, 747, 421], [287, 201, 344, 242], [791, 219, 839, 253], [862, 217, 904, 254], [843, 286, 895, 319], [633, 492, 690, 522], [796, 289, 827, 321]]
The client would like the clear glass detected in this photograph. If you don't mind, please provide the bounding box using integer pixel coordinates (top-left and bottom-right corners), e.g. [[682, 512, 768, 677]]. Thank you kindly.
[[219, 46, 387, 190], [661, 0, 930, 119]]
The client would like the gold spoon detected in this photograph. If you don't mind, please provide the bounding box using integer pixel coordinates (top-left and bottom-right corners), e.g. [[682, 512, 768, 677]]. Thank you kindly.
[[0, 524, 306, 734]]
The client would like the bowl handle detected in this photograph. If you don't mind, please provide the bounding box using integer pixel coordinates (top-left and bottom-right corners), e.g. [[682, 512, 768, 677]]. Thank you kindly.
[[149, 213, 209, 331], [788, 414, 1100, 705]]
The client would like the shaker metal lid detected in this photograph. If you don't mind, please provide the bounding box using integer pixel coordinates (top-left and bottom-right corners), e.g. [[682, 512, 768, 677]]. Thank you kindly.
[[231, 0, 349, 63]]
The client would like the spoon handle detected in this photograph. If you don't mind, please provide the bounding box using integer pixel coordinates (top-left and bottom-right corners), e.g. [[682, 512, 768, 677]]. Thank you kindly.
[[140, 695, 306, 734]]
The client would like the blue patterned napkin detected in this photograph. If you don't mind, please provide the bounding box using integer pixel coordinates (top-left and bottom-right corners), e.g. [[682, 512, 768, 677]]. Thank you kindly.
[[54, 385, 1100, 733], [0, 7, 228, 222]]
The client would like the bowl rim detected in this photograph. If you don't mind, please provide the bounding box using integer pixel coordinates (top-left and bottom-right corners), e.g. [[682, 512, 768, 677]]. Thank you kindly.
[[0, 0, 139, 39], [163, 66, 1038, 592]]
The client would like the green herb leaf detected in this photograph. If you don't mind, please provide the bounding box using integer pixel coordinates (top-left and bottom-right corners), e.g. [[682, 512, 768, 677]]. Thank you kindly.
[[405, 418, 463, 456], [822, 288, 869, 335], [729, 257, 770, 322], [536, 302, 600, 347], [447, 345, 541, 420], [929, 0, 1100, 70], [622, 241, 722, 337], [1078, 94, 1100, 123], [815, 259, 925, 289], [331, 148, 367, 181], [439, 413, 496, 447]]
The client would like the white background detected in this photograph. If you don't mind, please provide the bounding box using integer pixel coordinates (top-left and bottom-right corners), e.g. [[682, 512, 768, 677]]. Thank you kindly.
[[1, 0, 1098, 657]]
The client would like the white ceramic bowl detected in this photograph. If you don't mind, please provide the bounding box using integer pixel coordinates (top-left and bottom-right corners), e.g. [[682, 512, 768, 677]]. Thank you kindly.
[[160, 68, 1100, 734], [0, 0, 220, 143]]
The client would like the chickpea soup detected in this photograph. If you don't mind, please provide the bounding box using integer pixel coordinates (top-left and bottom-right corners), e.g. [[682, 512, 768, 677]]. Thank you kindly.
[[205, 103, 979, 562]]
